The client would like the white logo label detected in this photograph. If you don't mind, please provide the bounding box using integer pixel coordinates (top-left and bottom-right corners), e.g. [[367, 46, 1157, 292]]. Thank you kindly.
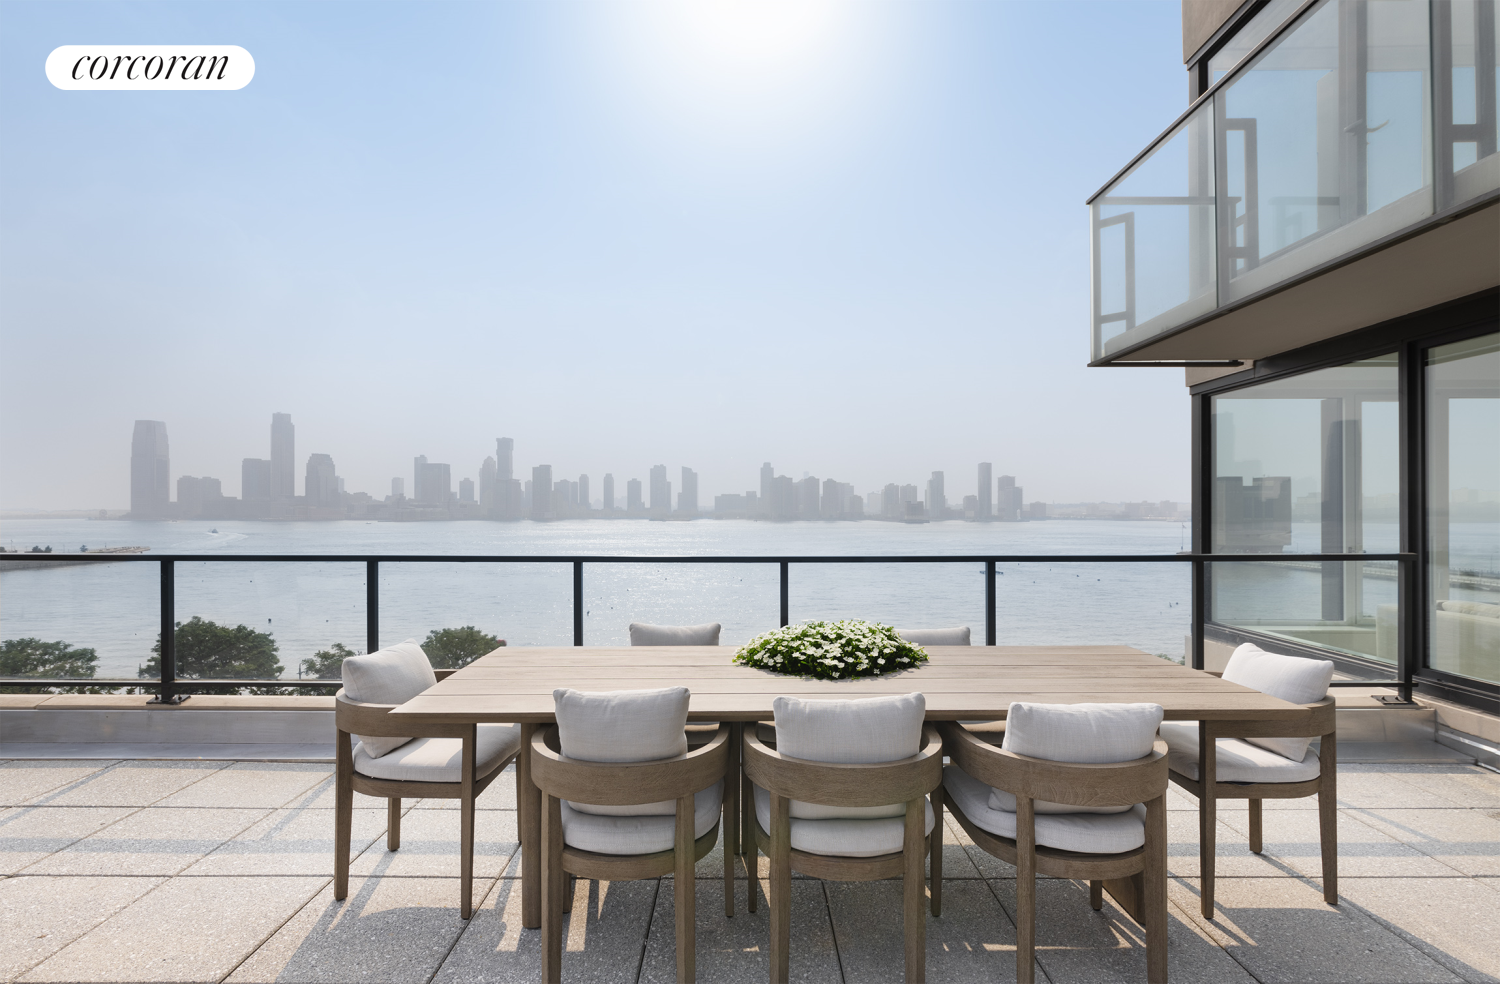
[[46, 46, 254, 90]]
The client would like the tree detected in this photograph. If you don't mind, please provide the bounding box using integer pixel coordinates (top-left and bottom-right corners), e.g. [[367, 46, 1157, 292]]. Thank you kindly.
[[422, 626, 502, 669], [1, 638, 99, 693], [139, 616, 284, 694], [301, 642, 357, 680]]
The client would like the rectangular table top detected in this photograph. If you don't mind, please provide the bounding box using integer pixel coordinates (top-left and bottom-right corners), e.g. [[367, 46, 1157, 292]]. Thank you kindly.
[[389, 645, 1307, 724]]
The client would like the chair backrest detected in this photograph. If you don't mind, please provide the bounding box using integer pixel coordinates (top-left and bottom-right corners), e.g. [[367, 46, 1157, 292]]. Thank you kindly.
[[897, 627, 970, 646], [341, 640, 437, 758], [1222, 643, 1333, 760], [628, 622, 721, 646], [1002, 702, 1164, 764], [771, 693, 926, 819], [553, 686, 690, 763]]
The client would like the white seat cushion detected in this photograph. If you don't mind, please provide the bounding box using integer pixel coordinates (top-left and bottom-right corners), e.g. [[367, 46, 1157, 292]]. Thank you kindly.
[[628, 622, 721, 646], [754, 785, 934, 858], [773, 693, 925, 820], [561, 781, 723, 855], [897, 627, 970, 646], [554, 687, 691, 817], [1221, 643, 1333, 762], [353, 723, 521, 784], [994, 701, 1164, 815], [342, 640, 438, 758], [944, 765, 1146, 854], [1158, 720, 1321, 783]]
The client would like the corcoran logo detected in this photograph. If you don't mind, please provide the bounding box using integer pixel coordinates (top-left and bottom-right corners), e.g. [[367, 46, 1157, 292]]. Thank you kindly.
[[46, 46, 254, 90]]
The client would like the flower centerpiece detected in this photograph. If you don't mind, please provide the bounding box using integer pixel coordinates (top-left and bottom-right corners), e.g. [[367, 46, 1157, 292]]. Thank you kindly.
[[732, 620, 928, 680]]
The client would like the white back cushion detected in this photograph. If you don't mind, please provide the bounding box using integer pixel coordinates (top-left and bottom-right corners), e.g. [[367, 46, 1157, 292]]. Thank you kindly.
[[628, 622, 721, 646], [771, 693, 925, 820], [553, 687, 689, 763], [897, 627, 970, 646], [1222, 643, 1333, 761], [991, 701, 1163, 815], [341, 640, 437, 758]]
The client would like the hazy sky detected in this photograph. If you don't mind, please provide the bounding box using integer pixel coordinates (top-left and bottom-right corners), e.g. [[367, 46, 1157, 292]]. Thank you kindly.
[[0, 0, 1193, 510]]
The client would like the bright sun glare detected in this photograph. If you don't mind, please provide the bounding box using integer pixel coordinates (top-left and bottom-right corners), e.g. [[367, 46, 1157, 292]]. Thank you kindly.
[[672, 0, 846, 68]]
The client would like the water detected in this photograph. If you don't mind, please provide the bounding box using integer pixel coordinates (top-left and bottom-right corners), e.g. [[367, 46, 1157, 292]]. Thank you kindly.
[[1, 518, 1196, 680]]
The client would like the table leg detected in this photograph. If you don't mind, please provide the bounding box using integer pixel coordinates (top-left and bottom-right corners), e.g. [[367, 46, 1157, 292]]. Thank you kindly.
[[518, 722, 541, 930]]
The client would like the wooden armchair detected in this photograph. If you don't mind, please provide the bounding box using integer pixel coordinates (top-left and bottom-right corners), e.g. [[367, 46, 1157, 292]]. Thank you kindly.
[[531, 723, 732, 983], [334, 665, 521, 919], [741, 696, 943, 984], [939, 706, 1169, 984]]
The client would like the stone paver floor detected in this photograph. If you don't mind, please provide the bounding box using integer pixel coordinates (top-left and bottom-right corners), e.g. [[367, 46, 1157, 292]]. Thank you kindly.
[[2, 758, 1498, 983]]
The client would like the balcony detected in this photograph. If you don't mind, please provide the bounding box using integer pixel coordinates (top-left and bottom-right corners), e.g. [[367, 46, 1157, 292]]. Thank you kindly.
[[1090, 0, 1500, 366]]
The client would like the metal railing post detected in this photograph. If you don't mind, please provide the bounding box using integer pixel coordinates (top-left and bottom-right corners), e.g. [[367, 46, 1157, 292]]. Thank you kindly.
[[985, 561, 997, 646], [1191, 557, 1206, 670], [779, 562, 789, 627], [1399, 555, 1415, 703], [573, 561, 584, 646], [149, 560, 187, 704], [366, 560, 379, 654]]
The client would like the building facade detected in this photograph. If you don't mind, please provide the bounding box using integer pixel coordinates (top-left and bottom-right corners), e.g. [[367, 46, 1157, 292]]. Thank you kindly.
[[270, 413, 295, 500], [129, 420, 171, 517]]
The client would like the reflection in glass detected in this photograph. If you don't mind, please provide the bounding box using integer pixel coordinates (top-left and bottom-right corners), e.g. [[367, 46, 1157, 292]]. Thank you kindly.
[[1436, 0, 1499, 204], [1426, 333, 1499, 686], [1207, 0, 1307, 84], [1210, 354, 1400, 668]]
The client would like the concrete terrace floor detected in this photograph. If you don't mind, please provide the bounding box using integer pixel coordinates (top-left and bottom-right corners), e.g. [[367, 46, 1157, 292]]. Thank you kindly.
[[2, 759, 1499, 984]]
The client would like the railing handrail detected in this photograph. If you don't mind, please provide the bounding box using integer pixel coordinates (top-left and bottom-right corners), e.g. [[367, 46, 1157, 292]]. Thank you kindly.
[[5, 551, 1414, 563]]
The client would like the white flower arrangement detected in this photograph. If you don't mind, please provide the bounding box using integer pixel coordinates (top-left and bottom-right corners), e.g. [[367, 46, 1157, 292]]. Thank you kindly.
[[732, 620, 928, 680]]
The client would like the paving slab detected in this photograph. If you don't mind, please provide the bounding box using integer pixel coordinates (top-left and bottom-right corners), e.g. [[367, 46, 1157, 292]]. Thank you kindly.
[[1339, 876, 1500, 984], [21, 806, 270, 876], [641, 876, 839, 983], [433, 874, 658, 984], [0, 761, 116, 806], [0, 805, 137, 874], [183, 806, 390, 876], [986, 877, 1255, 984], [19, 874, 327, 982], [30, 760, 227, 808], [226, 876, 480, 984], [1346, 808, 1500, 877], [1348, 764, 1500, 809], [1168, 875, 1464, 983], [1213, 808, 1460, 879], [348, 807, 518, 879], [0, 875, 163, 982], [293, 776, 402, 811], [1166, 811, 1285, 879], [828, 877, 1029, 983], [155, 762, 333, 809]]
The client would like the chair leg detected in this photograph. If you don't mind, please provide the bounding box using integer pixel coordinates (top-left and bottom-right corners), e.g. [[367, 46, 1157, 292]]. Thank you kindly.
[[1144, 795, 1168, 984], [460, 729, 476, 920], [769, 792, 792, 984], [387, 798, 401, 851], [744, 773, 758, 914], [1320, 731, 1338, 905], [1248, 798, 1263, 854], [1089, 880, 1103, 911], [725, 729, 738, 919], [563, 876, 575, 914], [1016, 797, 1036, 984], [334, 731, 353, 901], [676, 792, 696, 984], [1198, 722, 1217, 920], [903, 798, 927, 983], [541, 793, 564, 984], [929, 784, 943, 918]]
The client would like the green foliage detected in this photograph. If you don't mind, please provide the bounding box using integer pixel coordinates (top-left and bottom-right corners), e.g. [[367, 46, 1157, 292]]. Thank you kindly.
[[301, 642, 357, 680], [422, 626, 503, 669], [139, 616, 285, 695], [0, 638, 103, 693], [733, 621, 928, 680]]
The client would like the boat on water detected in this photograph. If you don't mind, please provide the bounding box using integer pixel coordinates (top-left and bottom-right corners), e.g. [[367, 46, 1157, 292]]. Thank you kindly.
[[0, 545, 151, 571]]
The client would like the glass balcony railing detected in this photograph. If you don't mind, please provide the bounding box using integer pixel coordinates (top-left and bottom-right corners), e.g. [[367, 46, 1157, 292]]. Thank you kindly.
[[1090, 0, 1499, 363]]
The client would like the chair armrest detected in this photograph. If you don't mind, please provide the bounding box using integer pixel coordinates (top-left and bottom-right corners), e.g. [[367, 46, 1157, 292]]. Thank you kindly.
[[334, 691, 471, 739], [530, 725, 730, 806], [742, 725, 943, 808], [1207, 696, 1336, 740], [938, 721, 1167, 810]]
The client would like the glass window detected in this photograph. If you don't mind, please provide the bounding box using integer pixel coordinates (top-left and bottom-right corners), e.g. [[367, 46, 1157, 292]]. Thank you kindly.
[[1437, 0, 1500, 205], [1210, 354, 1400, 672], [1208, 0, 1308, 85], [1426, 332, 1500, 686], [1215, 0, 1432, 302]]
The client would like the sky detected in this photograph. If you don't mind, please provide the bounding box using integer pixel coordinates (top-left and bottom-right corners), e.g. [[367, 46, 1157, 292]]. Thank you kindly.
[[0, 0, 1193, 511]]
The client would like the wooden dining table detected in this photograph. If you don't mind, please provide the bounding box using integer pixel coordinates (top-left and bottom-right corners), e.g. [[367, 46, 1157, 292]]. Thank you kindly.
[[390, 644, 1308, 930]]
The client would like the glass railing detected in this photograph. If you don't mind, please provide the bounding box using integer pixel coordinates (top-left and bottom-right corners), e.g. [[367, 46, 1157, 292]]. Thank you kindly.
[[1090, 0, 1499, 363]]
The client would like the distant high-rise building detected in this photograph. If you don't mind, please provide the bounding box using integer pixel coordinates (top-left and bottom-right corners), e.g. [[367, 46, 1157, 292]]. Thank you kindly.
[[579, 474, 590, 511], [977, 462, 993, 520], [997, 475, 1020, 521], [603, 474, 615, 511], [926, 472, 946, 519], [678, 467, 698, 515], [882, 483, 900, 519], [523, 479, 532, 511], [459, 477, 475, 503], [496, 438, 514, 481], [626, 477, 643, 512], [130, 420, 171, 518], [900, 484, 919, 506], [821, 478, 841, 519], [175, 475, 222, 518], [771, 475, 796, 520], [479, 456, 497, 510], [532, 465, 554, 520], [241, 458, 272, 501], [271, 413, 295, 499], [413, 456, 452, 506], [759, 462, 774, 516], [391, 477, 404, 498], [796, 476, 820, 519], [649, 465, 670, 516], [306, 454, 338, 506]]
